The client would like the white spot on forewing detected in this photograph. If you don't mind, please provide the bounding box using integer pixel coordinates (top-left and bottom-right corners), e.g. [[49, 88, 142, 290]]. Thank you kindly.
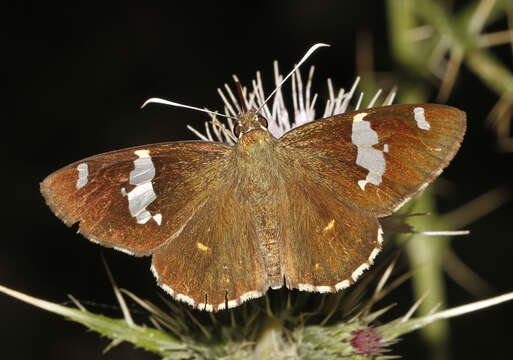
[[357, 168, 383, 191], [352, 112, 368, 123], [122, 150, 162, 225], [383, 144, 389, 152], [135, 210, 152, 224], [127, 182, 155, 216], [76, 163, 88, 189], [414, 107, 430, 130], [134, 149, 150, 158], [351, 113, 387, 190], [153, 213, 162, 225], [130, 152, 155, 184]]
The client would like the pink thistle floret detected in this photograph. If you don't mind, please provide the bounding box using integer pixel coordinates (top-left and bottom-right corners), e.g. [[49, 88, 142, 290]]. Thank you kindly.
[[350, 328, 384, 356]]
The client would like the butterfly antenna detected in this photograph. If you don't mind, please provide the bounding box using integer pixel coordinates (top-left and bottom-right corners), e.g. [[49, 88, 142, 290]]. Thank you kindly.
[[141, 98, 237, 121], [234, 81, 249, 113], [209, 117, 238, 142], [256, 43, 330, 113]]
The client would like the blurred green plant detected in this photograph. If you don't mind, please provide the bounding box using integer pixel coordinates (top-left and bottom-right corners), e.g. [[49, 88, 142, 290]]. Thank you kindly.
[[354, 1, 513, 358], [386, 0, 513, 149]]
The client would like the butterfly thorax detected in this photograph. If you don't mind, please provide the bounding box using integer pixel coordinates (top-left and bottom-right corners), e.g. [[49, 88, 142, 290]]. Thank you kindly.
[[235, 129, 284, 288]]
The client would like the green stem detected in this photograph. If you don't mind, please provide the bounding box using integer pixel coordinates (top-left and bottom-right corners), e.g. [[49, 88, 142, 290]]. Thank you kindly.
[[401, 188, 451, 360], [466, 49, 513, 101]]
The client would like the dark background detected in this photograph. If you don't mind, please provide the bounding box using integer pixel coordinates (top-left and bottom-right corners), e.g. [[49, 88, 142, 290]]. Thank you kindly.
[[4, 1, 512, 359]]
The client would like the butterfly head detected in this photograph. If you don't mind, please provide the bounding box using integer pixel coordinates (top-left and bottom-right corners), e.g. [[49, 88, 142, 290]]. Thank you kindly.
[[233, 110, 269, 138]]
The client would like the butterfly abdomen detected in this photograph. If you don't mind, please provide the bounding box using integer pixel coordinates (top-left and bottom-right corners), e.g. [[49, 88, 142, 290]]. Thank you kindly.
[[236, 130, 285, 289]]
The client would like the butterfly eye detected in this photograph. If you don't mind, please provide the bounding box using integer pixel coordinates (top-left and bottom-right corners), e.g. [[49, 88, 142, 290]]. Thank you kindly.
[[258, 116, 268, 128], [234, 124, 242, 137]]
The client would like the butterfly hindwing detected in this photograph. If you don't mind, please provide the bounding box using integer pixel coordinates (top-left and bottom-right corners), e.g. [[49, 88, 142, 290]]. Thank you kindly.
[[151, 174, 271, 311], [277, 172, 382, 291], [41, 141, 232, 255], [277, 104, 466, 216]]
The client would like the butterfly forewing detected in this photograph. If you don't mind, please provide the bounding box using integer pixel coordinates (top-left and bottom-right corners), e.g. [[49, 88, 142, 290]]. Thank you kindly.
[[41, 141, 232, 255], [277, 104, 466, 216]]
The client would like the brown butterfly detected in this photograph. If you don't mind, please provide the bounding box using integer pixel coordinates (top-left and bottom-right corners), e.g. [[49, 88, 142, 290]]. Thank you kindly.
[[40, 47, 466, 312], [41, 102, 465, 311]]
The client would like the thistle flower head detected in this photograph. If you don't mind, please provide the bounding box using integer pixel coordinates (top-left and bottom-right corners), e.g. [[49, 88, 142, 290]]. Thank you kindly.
[[1, 247, 512, 359], [187, 62, 396, 144], [350, 328, 385, 356]]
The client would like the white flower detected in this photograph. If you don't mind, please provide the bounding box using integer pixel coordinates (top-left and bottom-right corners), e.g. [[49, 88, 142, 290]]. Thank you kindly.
[[187, 64, 396, 145]]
